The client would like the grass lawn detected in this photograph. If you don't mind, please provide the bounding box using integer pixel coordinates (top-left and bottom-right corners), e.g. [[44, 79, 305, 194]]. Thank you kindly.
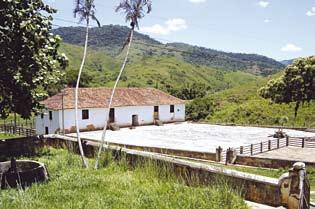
[[0, 148, 248, 209], [0, 133, 20, 140]]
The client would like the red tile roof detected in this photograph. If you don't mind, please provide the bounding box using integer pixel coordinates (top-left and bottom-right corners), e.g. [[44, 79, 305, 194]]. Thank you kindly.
[[42, 88, 185, 110]]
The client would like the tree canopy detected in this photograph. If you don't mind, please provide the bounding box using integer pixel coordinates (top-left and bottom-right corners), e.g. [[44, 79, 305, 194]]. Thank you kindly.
[[0, 0, 68, 119], [259, 56, 315, 117]]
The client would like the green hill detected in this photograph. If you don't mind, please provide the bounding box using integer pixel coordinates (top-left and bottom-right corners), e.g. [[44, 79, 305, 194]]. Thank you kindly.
[[59, 43, 259, 98], [202, 75, 315, 128], [52, 25, 285, 76]]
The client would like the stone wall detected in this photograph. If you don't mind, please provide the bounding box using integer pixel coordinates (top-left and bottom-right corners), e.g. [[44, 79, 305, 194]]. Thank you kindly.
[[235, 155, 315, 169]]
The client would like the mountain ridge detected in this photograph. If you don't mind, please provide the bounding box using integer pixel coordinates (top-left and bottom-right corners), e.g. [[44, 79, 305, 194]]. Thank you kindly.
[[52, 25, 285, 76]]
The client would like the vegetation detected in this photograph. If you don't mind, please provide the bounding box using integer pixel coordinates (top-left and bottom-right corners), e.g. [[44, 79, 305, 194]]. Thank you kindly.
[[0, 133, 19, 140], [186, 75, 315, 127], [260, 56, 315, 117], [0, 148, 248, 209], [0, 0, 68, 119], [56, 43, 259, 100], [95, 0, 153, 169], [73, 0, 101, 168], [52, 26, 285, 75]]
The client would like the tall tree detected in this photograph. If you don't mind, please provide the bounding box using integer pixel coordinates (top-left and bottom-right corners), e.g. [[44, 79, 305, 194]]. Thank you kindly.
[[73, 0, 100, 168], [95, 0, 152, 169], [259, 56, 315, 117], [0, 0, 68, 119]]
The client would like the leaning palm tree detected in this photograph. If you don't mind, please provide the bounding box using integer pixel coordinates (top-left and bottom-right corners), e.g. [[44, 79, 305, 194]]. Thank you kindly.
[[73, 0, 100, 168], [94, 0, 152, 169]]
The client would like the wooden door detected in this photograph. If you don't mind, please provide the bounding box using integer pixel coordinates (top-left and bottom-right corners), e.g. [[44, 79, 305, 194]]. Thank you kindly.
[[109, 108, 115, 123], [154, 106, 159, 120]]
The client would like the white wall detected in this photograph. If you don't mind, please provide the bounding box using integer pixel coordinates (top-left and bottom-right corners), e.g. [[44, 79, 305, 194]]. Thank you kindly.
[[159, 104, 185, 123], [61, 108, 107, 130], [35, 104, 186, 134], [35, 110, 60, 135], [115, 106, 154, 127]]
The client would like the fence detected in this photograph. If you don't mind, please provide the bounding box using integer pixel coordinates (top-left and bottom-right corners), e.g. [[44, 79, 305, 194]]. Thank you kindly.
[[0, 124, 36, 137], [235, 137, 315, 156]]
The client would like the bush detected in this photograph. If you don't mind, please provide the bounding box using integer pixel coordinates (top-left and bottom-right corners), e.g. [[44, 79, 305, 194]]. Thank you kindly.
[[186, 97, 214, 121]]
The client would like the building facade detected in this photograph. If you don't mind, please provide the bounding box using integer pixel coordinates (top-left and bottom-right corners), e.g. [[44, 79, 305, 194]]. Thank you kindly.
[[36, 88, 185, 135]]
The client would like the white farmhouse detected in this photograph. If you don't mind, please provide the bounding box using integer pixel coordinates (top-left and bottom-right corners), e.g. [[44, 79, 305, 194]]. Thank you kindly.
[[36, 88, 185, 135]]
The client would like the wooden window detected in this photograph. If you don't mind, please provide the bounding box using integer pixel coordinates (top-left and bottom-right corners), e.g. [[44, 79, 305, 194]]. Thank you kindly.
[[41, 113, 44, 119], [170, 105, 175, 113], [49, 111, 52, 120], [45, 127, 49, 135], [82, 109, 89, 120], [154, 106, 159, 113]]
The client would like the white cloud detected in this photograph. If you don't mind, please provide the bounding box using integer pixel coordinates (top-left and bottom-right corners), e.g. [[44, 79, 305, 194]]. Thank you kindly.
[[140, 18, 187, 35], [306, 7, 315, 16], [264, 19, 271, 23], [189, 0, 207, 3], [281, 43, 302, 52], [258, 1, 269, 8]]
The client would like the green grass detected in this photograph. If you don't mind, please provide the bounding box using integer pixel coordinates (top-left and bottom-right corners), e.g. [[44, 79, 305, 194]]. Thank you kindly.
[[0, 148, 248, 209], [61, 43, 259, 93], [0, 133, 20, 140]]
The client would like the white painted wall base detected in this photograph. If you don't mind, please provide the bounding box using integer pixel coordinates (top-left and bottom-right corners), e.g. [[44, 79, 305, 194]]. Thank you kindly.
[[36, 104, 185, 135]]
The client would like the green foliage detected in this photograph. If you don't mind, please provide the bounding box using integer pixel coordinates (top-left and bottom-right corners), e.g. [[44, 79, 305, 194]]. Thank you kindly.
[[186, 97, 214, 121], [0, 148, 248, 209], [52, 26, 284, 75], [0, 0, 68, 119], [0, 133, 20, 140], [55, 44, 259, 99], [169, 42, 284, 76], [259, 56, 315, 117], [52, 25, 161, 55], [207, 77, 315, 127], [184, 73, 315, 128], [168, 83, 207, 100]]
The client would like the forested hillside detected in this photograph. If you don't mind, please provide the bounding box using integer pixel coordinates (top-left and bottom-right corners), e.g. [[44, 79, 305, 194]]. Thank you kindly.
[[52, 26, 315, 128], [59, 43, 259, 99], [187, 74, 315, 128], [52, 25, 285, 76]]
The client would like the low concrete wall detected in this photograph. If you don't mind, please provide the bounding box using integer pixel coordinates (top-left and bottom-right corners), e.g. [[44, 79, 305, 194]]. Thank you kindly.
[[235, 155, 315, 169], [0, 135, 295, 207], [85, 138, 217, 162], [43, 135, 282, 207], [0, 137, 40, 161]]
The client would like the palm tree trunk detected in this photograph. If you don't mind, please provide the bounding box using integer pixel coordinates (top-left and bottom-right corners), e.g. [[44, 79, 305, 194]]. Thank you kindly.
[[75, 22, 90, 168], [94, 29, 134, 169]]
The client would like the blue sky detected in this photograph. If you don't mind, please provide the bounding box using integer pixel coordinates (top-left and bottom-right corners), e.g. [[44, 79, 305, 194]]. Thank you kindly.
[[45, 0, 315, 61]]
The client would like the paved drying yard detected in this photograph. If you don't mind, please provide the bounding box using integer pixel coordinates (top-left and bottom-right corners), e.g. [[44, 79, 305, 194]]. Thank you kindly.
[[70, 122, 314, 152], [256, 147, 315, 162]]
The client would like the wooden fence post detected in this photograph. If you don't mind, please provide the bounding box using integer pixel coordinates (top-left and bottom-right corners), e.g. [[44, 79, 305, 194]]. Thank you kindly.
[[216, 146, 222, 162], [302, 138, 305, 148], [250, 144, 253, 156], [268, 140, 271, 151], [277, 138, 280, 149], [286, 136, 289, 146], [240, 146, 243, 155], [260, 142, 263, 153]]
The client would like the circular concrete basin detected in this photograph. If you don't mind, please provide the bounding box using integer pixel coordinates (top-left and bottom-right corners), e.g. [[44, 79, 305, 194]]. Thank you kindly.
[[0, 159, 49, 189]]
